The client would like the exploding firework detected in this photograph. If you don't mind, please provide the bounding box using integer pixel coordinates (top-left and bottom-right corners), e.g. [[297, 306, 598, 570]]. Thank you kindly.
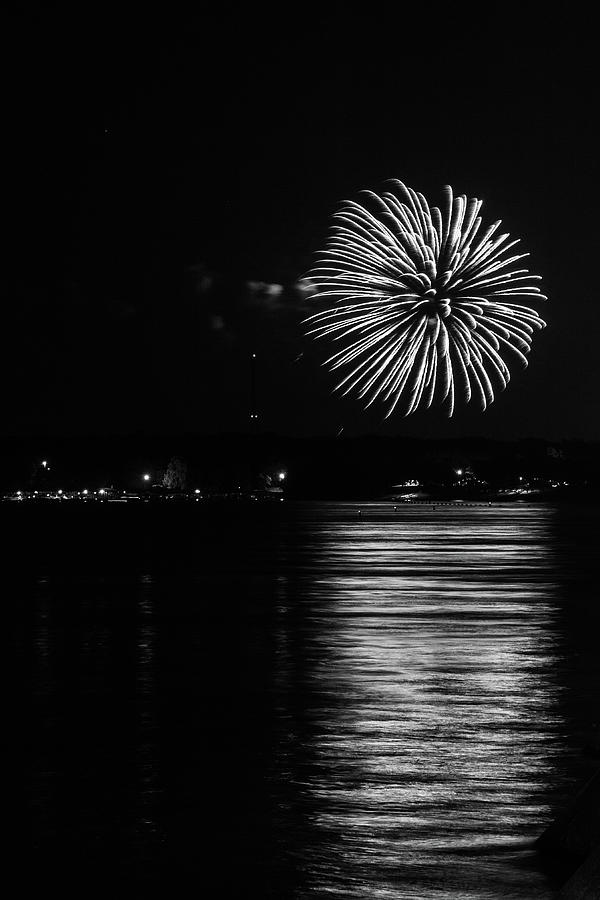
[[304, 181, 547, 417]]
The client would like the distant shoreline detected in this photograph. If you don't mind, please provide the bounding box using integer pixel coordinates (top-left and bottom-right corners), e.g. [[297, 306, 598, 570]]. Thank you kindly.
[[3, 490, 599, 506]]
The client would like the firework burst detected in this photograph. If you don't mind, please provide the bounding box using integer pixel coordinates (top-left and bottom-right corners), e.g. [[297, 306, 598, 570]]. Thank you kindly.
[[304, 181, 547, 417]]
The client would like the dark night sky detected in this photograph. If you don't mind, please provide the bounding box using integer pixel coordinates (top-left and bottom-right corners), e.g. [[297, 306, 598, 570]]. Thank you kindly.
[[3, 10, 599, 440]]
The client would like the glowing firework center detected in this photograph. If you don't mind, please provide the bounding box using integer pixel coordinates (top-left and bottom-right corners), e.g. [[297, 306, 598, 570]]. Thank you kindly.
[[305, 181, 547, 417]]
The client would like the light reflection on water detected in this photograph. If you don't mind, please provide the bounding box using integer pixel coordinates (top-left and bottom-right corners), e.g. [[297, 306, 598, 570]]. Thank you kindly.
[[14, 502, 593, 897], [133, 578, 163, 859], [273, 505, 563, 898]]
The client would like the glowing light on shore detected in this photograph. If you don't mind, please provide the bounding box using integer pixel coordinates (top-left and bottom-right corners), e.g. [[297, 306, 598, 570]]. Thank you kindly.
[[304, 180, 547, 417]]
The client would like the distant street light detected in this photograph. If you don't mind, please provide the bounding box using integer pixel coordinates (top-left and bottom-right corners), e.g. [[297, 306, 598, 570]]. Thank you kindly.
[[278, 471, 286, 481], [456, 469, 463, 476], [142, 474, 151, 482]]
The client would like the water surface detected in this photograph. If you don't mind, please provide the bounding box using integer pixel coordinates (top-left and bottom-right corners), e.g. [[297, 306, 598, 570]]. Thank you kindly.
[[9, 502, 600, 896]]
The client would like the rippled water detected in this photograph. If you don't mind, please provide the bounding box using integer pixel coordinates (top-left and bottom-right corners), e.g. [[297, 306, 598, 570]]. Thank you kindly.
[[9, 502, 600, 896]]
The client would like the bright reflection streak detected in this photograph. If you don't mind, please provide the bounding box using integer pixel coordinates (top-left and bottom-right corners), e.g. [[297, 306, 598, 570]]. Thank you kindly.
[[295, 504, 562, 898]]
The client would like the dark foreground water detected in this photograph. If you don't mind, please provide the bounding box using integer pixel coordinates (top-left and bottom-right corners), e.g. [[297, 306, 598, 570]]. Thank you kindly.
[[8, 502, 600, 896]]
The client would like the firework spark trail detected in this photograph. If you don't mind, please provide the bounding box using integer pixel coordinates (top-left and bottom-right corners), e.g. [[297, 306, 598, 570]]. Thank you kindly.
[[304, 181, 547, 417]]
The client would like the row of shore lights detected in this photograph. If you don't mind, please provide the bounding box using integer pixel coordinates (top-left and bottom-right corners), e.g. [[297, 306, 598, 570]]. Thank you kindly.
[[143, 472, 286, 484], [32, 463, 286, 492]]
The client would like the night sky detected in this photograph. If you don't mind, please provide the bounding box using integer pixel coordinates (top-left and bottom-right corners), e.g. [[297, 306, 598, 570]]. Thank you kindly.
[[4, 10, 598, 440]]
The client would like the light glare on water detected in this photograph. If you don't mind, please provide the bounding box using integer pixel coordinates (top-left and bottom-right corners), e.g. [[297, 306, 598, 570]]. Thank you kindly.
[[270, 505, 563, 898], [12, 501, 597, 897]]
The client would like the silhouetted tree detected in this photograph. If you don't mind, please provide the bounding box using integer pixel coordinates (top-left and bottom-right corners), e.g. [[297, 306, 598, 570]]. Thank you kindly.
[[162, 456, 187, 490]]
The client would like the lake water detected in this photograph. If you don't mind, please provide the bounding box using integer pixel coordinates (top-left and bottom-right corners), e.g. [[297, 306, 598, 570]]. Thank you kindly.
[[8, 502, 600, 896]]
